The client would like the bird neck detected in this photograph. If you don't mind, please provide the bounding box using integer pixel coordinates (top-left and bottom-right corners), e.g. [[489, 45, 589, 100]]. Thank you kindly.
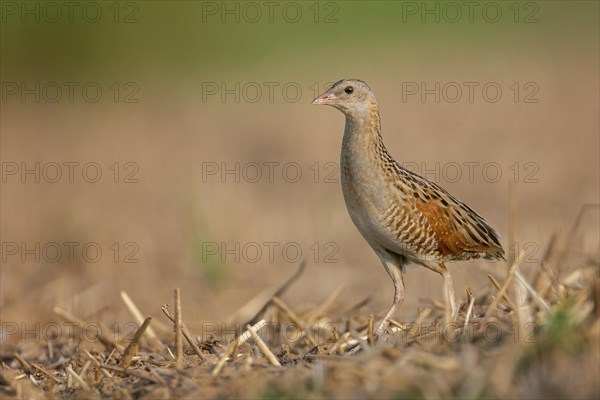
[[342, 101, 386, 160]]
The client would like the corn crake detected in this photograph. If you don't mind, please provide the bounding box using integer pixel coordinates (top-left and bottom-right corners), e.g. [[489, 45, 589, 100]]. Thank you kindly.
[[312, 79, 505, 340]]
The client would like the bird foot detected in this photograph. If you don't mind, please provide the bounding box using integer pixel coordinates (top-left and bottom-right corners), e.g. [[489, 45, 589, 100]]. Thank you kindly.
[[374, 320, 388, 339], [344, 343, 362, 356], [343, 322, 388, 356]]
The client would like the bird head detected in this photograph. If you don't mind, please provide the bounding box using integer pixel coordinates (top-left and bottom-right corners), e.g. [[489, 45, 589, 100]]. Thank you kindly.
[[311, 79, 377, 116]]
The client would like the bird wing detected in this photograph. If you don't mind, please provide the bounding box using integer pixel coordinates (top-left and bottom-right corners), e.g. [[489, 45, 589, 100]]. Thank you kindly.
[[379, 151, 505, 262]]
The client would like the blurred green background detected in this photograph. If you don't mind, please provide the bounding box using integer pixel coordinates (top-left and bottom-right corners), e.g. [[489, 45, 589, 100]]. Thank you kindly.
[[3, 1, 598, 79]]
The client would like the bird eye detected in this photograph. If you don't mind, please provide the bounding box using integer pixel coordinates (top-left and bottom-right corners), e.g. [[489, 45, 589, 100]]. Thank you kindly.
[[344, 86, 354, 94]]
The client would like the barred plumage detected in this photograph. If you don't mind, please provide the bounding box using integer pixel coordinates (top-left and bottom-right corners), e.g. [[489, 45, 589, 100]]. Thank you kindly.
[[313, 79, 504, 339]]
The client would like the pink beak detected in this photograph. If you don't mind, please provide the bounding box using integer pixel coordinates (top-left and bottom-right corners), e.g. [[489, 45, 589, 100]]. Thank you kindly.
[[312, 91, 336, 105]]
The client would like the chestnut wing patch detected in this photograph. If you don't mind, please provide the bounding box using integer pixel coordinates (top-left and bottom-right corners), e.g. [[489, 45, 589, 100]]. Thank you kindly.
[[415, 200, 497, 258]]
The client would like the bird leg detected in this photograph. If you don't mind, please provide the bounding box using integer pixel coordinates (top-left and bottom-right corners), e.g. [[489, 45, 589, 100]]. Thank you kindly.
[[374, 260, 405, 339], [439, 264, 457, 324]]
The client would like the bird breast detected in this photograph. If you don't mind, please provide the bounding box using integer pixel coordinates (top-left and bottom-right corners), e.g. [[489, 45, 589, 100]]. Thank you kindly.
[[340, 147, 409, 250]]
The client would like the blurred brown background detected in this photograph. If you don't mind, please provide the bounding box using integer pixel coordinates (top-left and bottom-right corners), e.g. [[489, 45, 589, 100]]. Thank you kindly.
[[1, 1, 598, 339]]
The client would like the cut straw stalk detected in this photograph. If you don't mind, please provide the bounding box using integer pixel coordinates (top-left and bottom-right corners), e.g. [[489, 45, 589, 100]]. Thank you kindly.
[[487, 275, 516, 311], [66, 366, 91, 392], [211, 340, 237, 376], [31, 363, 61, 384], [515, 270, 550, 310], [211, 320, 274, 376], [328, 332, 351, 355], [237, 319, 267, 345], [120, 317, 152, 368], [13, 353, 31, 374], [246, 324, 281, 366], [463, 287, 476, 332], [485, 252, 526, 318], [53, 307, 123, 352], [367, 315, 375, 346], [174, 288, 184, 369], [120, 291, 164, 349], [161, 305, 204, 360], [100, 364, 162, 384], [272, 296, 317, 347], [83, 350, 112, 378]]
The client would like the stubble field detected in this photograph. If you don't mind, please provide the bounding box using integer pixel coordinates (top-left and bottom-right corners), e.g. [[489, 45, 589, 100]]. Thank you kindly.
[[1, 1, 599, 399]]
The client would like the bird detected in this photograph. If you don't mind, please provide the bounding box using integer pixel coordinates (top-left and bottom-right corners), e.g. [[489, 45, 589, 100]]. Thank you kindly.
[[312, 79, 505, 339]]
